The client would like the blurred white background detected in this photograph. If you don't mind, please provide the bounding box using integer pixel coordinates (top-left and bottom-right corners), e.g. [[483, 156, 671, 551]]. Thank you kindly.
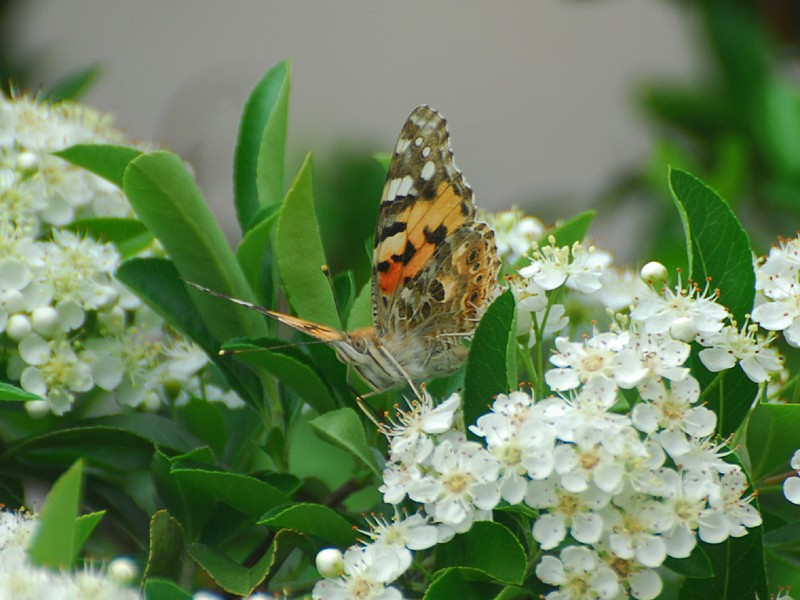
[[5, 0, 696, 254]]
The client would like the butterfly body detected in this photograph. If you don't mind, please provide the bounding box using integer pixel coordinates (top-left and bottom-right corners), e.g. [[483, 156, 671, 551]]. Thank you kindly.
[[193, 106, 499, 393]]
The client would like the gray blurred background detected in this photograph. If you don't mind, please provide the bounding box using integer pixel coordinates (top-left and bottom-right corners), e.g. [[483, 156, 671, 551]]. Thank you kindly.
[[3, 0, 696, 257]]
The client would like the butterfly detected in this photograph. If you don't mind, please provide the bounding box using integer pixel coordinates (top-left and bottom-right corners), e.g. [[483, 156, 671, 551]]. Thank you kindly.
[[192, 105, 499, 394]]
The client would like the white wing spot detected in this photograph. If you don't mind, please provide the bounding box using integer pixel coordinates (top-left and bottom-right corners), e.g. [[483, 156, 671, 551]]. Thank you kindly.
[[422, 146, 431, 158], [397, 175, 415, 197], [420, 161, 435, 181], [414, 136, 423, 147], [396, 138, 411, 153], [386, 177, 401, 200]]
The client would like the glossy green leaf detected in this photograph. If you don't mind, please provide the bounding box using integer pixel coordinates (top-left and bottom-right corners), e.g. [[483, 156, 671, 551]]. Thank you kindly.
[[44, 63, 102, 101], [116, 257, 262, 405], [747, 403, 800, 481], [152, 449, 216, 540], [276, 154, 340, 328], [234, 59, 291, 230], [143, 578, 192, 600], [309, 408, 381, 476], [63, 217, 153, 258], [669, 168, 754, 322], [670, 168, 757, 435], [235, 203, 280, 302], [677, 532, 768, 600], [223, 338, 335, 414], [144, 510, 184, 581], [171, 468, 290, 518], [544, 210, 596, 247], [0, 382, 40, 402], [54, 143, 142, 187], [347, 281, 372, 330], [424, 568, 502, 600], [189, 529, 306, 596], [260, 502, 357, 547], [122, 151, 266, 343], [74, 511, 105, 557], [435, 521, 526, 585], [463, 291, 517, 429], [28, 460, 83, 568], [664, 544, 713, 578]]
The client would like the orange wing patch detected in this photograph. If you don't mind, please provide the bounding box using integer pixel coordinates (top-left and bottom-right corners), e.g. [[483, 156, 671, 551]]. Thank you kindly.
[[376, 181, 470, 295]]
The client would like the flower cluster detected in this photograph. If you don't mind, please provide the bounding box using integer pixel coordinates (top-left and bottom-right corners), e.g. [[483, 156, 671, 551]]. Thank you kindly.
[[0, 94, 241, 414], [0, 509, 141, 599], [752, 235, 800, 347], [479, 207, 544, 266]]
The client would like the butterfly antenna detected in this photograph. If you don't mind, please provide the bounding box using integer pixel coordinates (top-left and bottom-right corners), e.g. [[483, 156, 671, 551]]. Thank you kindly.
[[376, 345, 423, 402], [320, 264, 349, 325], [218, 338, 335, 356]]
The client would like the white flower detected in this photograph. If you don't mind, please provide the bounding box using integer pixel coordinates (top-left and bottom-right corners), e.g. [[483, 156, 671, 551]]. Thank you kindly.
[[480, 207, 544, 264], [535, 546, 620, 600], [470, 391, 556, 501], [700, 470, 761, 543], [602, 492, 667, 568], [520, 240, 610, 294], [632, 377, 716, 456], [583, 267, 649, 312], [698, 323, 783, 383], [364, 512, 437, 553], [525, 478, 610, 549], [783, 449, 800, 505], [407, 438, 500, 533], [630, 281, 728, 338], [312, 544, 406, 600], [383, 391, 461, 464], [629, 331, 691, 383], [509, 277, 568, 346], [546, 331, 647, 392]]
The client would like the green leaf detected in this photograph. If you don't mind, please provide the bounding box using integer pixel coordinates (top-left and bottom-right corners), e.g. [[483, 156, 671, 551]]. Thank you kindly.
[[143, 578, 192, 600], [235, 203, 280, 303], [122, 151, 266, 343], [28, 460, 83, 569], [62, 217, 154, 258], [669, 168, 757, 435], [189, 529, 306, 596], [275, 154, 340, 328], [669, 168, 754, 322], [0, 382, 40, 402], [678, 532, 768, 600], [74, 511, 105, 557], [463, 291, 517, 429], [223, 338, 335, 414], [55, 144, 143, 187], [44, 63, 102, 101], [347, 281, 373, 330], [144, 510, 184, 581], [116, 257, 261, 404], [664, 544, 713, 578], [171, 468, 290, 518], [234, 59, 291, 230], [260, 502, 357, 547], [544, 210, 596, 247], [309, 408, 381, 476], [747, 403, 800, 482], [435, 521, 526, 585], [424, 568, 503, 599]]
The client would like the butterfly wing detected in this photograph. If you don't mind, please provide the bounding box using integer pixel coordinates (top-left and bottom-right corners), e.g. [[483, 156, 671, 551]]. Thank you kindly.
[[371, 106, 499, 366]]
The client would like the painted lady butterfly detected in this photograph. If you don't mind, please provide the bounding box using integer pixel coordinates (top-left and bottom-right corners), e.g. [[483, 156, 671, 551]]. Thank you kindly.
[[194, 106, 499, 393]]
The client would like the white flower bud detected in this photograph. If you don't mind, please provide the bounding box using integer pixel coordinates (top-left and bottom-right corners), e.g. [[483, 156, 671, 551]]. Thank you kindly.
[[25, 399, 50, 419], [31, 306, 60, 336], [6, 314, 32, 340], [640, 261, 668, 285], [1, 290, 26, 313], [16, 151, 38, 170], [670, 316, 698, 343], [108, 557, 138, 584], [316, 548, 344, 578]]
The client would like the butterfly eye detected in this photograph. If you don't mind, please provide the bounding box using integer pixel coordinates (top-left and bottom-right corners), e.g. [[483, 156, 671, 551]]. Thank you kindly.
[[351, 336, 368, 354]]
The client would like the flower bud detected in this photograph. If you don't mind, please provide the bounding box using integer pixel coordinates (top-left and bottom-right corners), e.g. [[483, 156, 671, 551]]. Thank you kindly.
[[6, 314, 32, 340], [670, 316, 698, 342], [25, 399, 50, 419], [316, 548, 344, 578], [31, 306, 60, 336], [640, 261, 668, 285]]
